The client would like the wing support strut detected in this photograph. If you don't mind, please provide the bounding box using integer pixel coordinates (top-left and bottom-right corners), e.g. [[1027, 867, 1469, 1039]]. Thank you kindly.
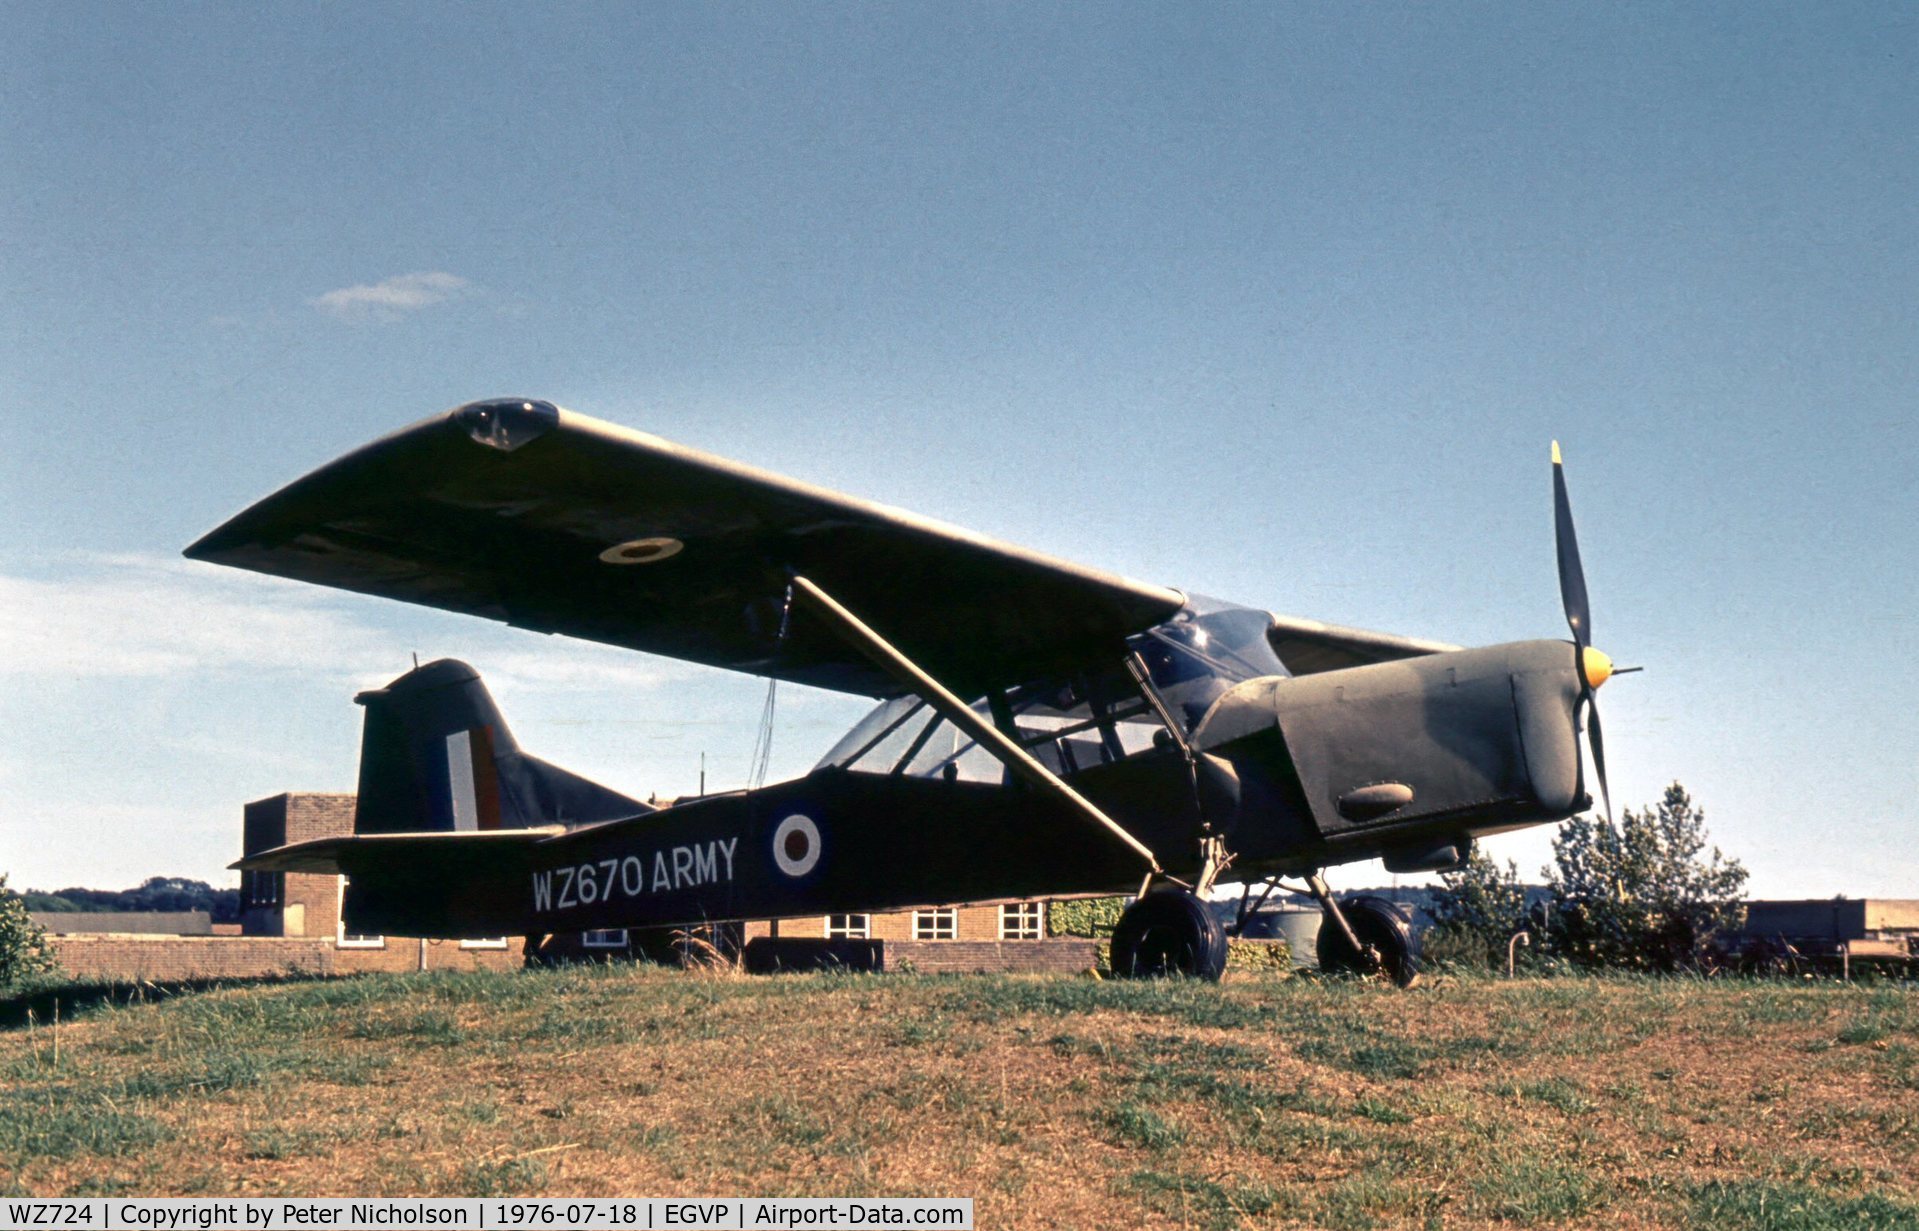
[[788, 574, 1163, 874]]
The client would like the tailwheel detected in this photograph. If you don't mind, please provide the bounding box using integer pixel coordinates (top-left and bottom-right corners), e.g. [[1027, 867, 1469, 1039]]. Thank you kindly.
[[1315, 894, 1421, 988], [1110, 889, 1228, 981]]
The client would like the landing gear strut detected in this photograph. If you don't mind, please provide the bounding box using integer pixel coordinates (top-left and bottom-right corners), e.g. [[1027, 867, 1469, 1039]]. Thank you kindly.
[[1110, 889, 1228, 981], [1306, 873, 1420, 987]]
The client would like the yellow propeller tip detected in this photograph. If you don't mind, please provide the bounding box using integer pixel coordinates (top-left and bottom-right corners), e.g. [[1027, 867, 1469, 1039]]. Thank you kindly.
[[1551, 440, 1562, 465]]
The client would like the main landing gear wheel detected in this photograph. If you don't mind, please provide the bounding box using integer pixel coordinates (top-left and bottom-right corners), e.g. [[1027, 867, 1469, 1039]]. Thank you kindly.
[[1316, 895, 1421, 988], [1110, 889, 1228, 981]]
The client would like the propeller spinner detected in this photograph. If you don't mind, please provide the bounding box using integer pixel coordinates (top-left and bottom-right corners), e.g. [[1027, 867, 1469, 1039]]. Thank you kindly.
[[1552, 441, 1616, 821]]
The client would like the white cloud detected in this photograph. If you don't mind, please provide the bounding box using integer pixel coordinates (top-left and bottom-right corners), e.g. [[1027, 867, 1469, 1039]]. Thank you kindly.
[[0, 555, 382, 681], [0, 552, 677, 695], [311, 271, 472, 320], [0, 554, 877, 886]]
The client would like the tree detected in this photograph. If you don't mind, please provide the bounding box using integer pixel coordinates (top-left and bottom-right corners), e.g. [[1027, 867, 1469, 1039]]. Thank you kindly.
[[1546, 782, 1747, 971], [0, 874, 57, 987], [25, 876, 240, 921], [1426, 849, 1530, 969]]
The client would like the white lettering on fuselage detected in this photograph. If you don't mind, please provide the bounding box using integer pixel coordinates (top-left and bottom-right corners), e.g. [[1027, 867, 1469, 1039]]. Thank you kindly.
[[531, 837, 738, 915]]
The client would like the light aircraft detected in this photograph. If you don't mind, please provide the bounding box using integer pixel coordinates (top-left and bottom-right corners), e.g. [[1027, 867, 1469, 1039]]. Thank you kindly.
[[191, 400, 1620, 984]]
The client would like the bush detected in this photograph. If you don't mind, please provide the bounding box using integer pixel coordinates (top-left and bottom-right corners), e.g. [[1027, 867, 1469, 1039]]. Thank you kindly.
[[1546, 782, 1746, 972], [0, 874, 57, 987], [1428, 851, 1530, 970], [1048, 896, 1129, 939], [1420, 924, 1505, 972], [1226, 937, 1292, 977]]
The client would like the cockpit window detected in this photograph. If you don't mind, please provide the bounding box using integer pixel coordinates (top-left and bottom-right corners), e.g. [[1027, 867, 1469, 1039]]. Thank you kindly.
[[816, 695, 925, 768], [818, 666, 1164, 784], [817, 597, 1284, 782], [1127, 596, 1288, 731]]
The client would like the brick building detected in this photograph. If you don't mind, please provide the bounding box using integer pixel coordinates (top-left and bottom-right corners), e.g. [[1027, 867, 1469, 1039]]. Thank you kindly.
[[236, 792, 523, 973], [46, 793, 522, 982]]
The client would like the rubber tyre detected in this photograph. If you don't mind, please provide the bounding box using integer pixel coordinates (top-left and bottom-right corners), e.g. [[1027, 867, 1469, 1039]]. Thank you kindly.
[[1110, 890, 1228, 981], [1316, 895, 1421, 988]]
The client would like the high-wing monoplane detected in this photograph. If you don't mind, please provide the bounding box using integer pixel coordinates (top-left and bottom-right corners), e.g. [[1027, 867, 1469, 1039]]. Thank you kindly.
[[191, 400, 1621, 984]]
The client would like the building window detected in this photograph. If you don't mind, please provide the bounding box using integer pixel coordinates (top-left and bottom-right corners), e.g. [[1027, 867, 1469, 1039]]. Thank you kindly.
[[460, 937, 509, 950], [336, 921, 386, 949], [334, 876, 383, 948], [913, 908, 957, 940], [826, 914, 870, 939], [1000, 901, 1045, 940], [582, 929, 629, 949], [243, 870, 283, 909]]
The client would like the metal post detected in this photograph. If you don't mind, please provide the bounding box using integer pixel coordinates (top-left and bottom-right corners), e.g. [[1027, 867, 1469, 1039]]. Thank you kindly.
[[1508, 931, 1531, 977]]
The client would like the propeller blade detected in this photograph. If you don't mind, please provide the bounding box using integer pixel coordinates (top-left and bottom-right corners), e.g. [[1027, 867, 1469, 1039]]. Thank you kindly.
[[1586, 695, 1612, 824], [1552, 441, 1591, 650]]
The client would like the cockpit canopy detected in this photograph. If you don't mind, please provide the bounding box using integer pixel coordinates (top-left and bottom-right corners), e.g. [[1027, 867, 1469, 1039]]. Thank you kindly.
[[817, 597, 1287, 783]]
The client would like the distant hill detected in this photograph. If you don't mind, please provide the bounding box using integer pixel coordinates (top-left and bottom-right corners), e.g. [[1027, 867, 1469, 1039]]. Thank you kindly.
[[21, 877, 239, 922]]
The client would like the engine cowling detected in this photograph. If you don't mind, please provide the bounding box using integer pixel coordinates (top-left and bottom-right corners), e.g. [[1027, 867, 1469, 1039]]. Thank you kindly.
[[1192, 638, 1586, 844]]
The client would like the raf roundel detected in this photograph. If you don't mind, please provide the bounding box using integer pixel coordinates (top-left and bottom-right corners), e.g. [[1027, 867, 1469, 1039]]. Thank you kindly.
[[598, 536, 684, 565], [771, 814, 821, 878]]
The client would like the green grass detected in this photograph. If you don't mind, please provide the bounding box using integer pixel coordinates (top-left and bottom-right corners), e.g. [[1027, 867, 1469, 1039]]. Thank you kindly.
[[1104, 1101, 1186, 1150], [0, 965, 1915, 1225], [1690, 1180, 1919, 1230], [1116, 1169, 1288, 1231], [0, 1086, 173, 1161], [1491, 1075, 1593, 1116]]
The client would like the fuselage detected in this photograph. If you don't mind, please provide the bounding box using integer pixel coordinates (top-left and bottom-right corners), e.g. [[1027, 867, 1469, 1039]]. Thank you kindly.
[[340, 602, 1589, 939]]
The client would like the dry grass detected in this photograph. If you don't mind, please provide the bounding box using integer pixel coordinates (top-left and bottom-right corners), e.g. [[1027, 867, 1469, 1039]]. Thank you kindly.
[[2, 966, 1916, 1229]]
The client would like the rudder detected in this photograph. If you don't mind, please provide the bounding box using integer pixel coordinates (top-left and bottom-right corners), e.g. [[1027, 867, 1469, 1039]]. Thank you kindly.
[[353, 659, 649, 835]]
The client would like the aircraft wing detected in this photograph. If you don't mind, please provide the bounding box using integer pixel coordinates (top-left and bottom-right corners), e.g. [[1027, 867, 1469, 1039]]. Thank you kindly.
[[1265, 615, 1461, 676], [231, 827, 567, 875], [186, 400, 1186, 698]]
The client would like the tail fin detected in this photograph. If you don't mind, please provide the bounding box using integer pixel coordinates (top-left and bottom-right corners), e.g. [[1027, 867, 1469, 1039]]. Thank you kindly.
[[353, 659, 649, 835]]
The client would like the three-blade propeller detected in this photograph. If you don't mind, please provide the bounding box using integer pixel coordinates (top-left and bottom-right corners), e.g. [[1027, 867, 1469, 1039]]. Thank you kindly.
[[1552, 442, 1614, 822]]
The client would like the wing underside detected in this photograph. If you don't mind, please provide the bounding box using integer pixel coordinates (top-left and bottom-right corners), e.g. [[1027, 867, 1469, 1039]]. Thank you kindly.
[[186, 401, 1186, 698]]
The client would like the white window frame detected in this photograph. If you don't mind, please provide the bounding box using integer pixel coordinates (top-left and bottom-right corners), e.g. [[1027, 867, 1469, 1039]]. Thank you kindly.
[[912, 907, 957, 941], [999, 901, 1045, 940], [336, 921, 387, 949], [825, 914, 871, 939], [460, 937, 510, 950], [582, 929, 629, 949], [334, 876, 385, 949]]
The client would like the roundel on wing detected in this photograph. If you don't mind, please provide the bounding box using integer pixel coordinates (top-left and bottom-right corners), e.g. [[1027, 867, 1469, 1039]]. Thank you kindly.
[[772, 814, 821, 877]]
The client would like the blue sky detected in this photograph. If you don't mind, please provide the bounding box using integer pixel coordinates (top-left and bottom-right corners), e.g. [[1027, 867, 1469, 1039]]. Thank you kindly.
[[3, 4, 1914, 897]]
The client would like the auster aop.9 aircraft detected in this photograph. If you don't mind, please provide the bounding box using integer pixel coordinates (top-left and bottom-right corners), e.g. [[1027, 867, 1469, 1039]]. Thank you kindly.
[[190, 399, 1622, 985]]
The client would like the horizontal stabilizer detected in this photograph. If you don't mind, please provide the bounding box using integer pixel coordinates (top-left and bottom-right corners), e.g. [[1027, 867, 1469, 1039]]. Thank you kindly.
[[231, 826, 564, 875]]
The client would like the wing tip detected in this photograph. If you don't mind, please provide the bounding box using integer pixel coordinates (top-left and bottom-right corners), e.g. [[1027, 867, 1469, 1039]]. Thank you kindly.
[[182, 530, 226, 562]]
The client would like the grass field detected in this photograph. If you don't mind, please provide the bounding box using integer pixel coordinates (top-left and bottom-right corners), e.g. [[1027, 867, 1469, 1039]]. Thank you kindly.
[[3, 966, 1916, 1229]]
